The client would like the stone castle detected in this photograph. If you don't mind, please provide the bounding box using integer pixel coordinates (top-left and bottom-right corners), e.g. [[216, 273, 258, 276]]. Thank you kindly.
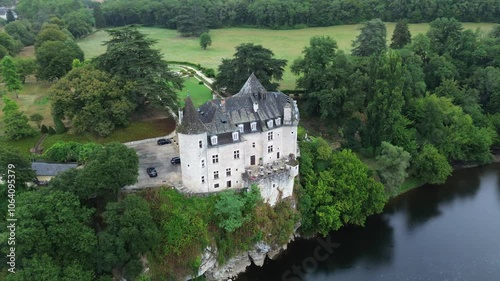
[[176, 74, 299, 205]]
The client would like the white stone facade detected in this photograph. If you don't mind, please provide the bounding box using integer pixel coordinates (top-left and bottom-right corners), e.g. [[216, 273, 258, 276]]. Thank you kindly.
[[176, 74, 299, 205]]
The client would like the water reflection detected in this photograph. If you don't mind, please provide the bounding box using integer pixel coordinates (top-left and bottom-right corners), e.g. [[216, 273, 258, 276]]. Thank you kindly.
[[390, 165, 482, 232], [237, 163, 500, 281]]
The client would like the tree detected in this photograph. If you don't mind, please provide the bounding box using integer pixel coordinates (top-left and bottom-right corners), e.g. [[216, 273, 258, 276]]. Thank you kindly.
[[34, 24, 71, 48], [214, 191, 248, 232], [376, 142, 411, 196], [352, 18, 387, 57], [93, 3, 106, 28], [291, 36, 364, 121], [44, 141, 82, 162], [298, 137, 386, 235], [15, 190, 96, 270], [1, 56, 21, 97], [390, 20, 411, 49], [214, 43, 287, 94], [53, 115, 67, 134], [95, 27, 182, 109], [427, 17, 464, 56], [6, 9, 14, 23], [36, 40, 85, 81], [413, 144, 452, 184], [51, 66, 135, 136], [413, 94, 493, 163], [96, 195, 159, 276], [366, 51, 415, 153], [0, 32, 22, 56], [41, 124, 48, 133], [176, 0, 208, 36], [49, 142, 139, 203], [2, 97, 37, 140], [4, 20, 36, 46], [7, 255, 94, 281], [0, 144, 35, 189], [63, 9, 95, 38], [199, 32, 212, 50], [29, 113, 44, 128], [310, 148, 386, 235], [14, 58, 37, 83]]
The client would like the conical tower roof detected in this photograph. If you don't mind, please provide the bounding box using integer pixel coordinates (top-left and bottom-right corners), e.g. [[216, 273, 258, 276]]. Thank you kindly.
[[234, 73, 268, 97], [177, 96, 206, 135]]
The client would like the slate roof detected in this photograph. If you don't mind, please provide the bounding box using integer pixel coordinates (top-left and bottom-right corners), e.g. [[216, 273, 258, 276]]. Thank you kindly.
[[179, 74, 299, 136], [32, 162, 78, 176], [177, 96, 207, 134]]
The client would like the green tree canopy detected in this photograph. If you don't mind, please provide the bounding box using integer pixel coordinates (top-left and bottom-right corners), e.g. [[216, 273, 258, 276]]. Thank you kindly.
[[50, 65, 136, 136], [95, 27, 182, 109], [413, 144, 452, 185], [376, 142, 411, 196], [0, 144, 35, 189], [1, 55, 22, 95], [291, 36, 364, 121], [366, 51, 416, 153], [214, 43, 287, 94], [35, 39, 84, 81], [352, 18, 387, 57], [49, 142, 139, 203], [96, 195, 159, 276], [299, 137, 386, 235], [6, 254, 94, 281], [199, 32, 212, 50], [2, 96, 37, 140], [390, 20, 412, 49], [176, 0, 208, 36], [15, 190, 97, 270], [4, 20, 35, 46]]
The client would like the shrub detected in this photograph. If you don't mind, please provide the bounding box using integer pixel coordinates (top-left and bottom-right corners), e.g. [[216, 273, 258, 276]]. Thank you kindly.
[[198, 81, 203, 85], [41, 124, 48, 134], [203, 68, 215, 78], [48, 126, 56, 135], [53, 116, 67, 134]]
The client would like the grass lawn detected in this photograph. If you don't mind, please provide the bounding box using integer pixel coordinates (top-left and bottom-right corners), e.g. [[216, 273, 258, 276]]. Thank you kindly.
[[0, 80, 53, 134], [0, 118, 176, 157], [78, 22, 498, 90], [177, 77, 212, 107]]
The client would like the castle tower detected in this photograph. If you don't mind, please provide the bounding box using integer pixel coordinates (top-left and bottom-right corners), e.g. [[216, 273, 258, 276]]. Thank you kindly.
[[177, 97, 209, 193]]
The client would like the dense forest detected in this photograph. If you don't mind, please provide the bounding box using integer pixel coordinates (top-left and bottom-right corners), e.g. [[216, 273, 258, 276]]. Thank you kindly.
[[98, 0, 500, 32]]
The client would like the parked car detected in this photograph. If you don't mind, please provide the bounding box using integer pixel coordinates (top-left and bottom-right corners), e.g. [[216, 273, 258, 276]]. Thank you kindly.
[[157, 138, 172, 145], [146, 167, 158, 177], [171, 157, 181, 165]]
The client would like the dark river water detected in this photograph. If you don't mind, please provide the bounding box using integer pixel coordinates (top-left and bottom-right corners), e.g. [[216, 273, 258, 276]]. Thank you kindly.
[[236, 163, 500, 281]]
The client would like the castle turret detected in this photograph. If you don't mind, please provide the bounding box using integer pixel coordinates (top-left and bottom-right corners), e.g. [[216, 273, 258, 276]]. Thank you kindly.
[[177, 97, 209, 192]]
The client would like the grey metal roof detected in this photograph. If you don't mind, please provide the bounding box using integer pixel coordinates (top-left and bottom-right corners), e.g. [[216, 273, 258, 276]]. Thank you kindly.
[[32, 162, 78, 176], [179, 74, 299, 136], [177, 96, 207, 135]]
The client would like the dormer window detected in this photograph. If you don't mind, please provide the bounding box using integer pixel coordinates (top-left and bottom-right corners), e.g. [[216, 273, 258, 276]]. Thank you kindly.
[[267, 120, 273, 129], [276, 118, 281, 126], [238, 124, 244, 133], [251, 122, 257, 131], [232, 132, 239, 141], [211, 136, 218, 145]]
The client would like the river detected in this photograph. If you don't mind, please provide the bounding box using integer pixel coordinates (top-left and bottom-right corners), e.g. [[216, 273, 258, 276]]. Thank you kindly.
[[236, 163, 500, 281]]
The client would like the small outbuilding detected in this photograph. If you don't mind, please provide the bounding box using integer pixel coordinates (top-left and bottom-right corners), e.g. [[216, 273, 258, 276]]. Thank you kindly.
[[31, 162, 78, 182]]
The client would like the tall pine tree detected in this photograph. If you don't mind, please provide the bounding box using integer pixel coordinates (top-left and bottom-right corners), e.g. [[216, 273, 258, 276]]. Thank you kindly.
[[390, 20, 412, 49]]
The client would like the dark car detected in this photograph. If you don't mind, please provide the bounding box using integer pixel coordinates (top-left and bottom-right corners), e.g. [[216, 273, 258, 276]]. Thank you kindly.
[[157, 138, 172, 145], [146, 167, 158, 177], [171, 157, 181, 165]]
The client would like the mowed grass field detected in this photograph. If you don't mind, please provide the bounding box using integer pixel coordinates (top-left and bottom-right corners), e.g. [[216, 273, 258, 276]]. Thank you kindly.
[[78, 22, 498, 90]]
